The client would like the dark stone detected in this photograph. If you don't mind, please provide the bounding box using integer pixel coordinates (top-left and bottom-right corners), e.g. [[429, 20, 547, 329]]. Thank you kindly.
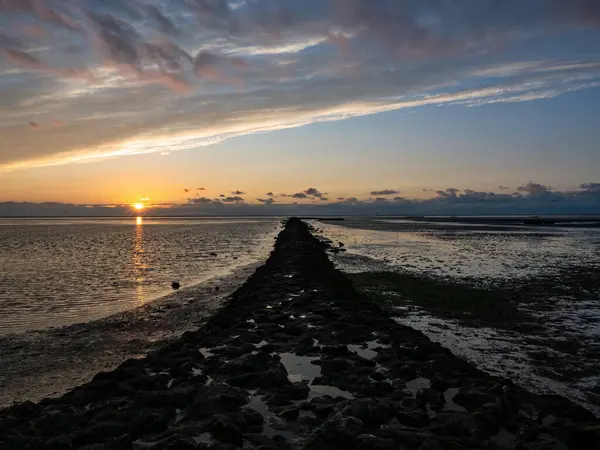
[[321, 345, 350, 357], [420, 388, 442, 405], [453, 389, 498, 411], [354, 434, 395, 450], [207, 414, 243, 446], [79, 434, 133, 450], [429, 412, 482, 438], [396, 411, 431, 428], [171, 282, 181, 290], [185, 383, 248, 421], [242, 407, 265, 433], [278, 405, 300, 420], [370, 372, 386, 382], [6, 401, 42, 419], [314, 358, 352, 372], [310, 416, 364, 447]]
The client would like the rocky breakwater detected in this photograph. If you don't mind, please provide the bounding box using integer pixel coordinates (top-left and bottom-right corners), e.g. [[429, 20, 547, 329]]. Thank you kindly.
[[1, 218, 599, 450]]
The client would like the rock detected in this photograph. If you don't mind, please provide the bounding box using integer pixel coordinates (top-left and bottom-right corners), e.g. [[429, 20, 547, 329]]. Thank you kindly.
[[207, 414, 243, 446], [370, 372, 386, 382], [171, 282, 181, 290], [278, 405, 300, 420], [429, 412, 482, 438], [321, 345, 350, 357], [314, 358, 351, 372], [354, 434, 395, 450], [396, 411, 431, 427], [420, 388, 442, 405], [79, 434, 133, 450], [310, 416, 364, 447], [185, 383, 248, 421], [453, 389, 498, 411], [417, 439, 443, 450], [7, 401, 42, 419]]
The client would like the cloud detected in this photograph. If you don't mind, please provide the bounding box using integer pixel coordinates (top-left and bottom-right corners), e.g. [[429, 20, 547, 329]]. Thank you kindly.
[[5, 181, 600, 216], [188, 197, 221, 205], [370, 189, 399, 196], [498, 185, 510, 190], [231, 190, 246, 195], [221, 196, 245, 204], [580, 182, 600, 192], [184, 188, 190, 192], [196, 187, 205, 190], [305, 188, 322, 197], [435, 188, 460, 200], [266, 192, 274, 197], [517, 182, 553, 196], [1, 1, 600, 170]]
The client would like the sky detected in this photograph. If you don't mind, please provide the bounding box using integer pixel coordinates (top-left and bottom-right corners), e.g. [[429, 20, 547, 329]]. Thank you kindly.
[[1, 0, 600, 216]]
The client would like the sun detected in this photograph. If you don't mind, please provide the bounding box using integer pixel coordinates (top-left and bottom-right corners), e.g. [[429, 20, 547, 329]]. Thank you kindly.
[[133, 203, 145, 211]]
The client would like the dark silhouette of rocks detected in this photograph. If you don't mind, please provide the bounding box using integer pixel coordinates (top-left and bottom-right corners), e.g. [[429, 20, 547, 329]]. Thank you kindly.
[[0, 218, 598, 449]]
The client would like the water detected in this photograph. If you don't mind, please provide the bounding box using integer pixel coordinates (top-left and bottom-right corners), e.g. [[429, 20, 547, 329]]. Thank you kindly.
[[311, 218, 600, 416], [311, 218, 600, 280], [0, 217, 280, 335]]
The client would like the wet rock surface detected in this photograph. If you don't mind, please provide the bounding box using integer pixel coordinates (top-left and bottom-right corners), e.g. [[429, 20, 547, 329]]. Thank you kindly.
[[1, 218, 599, 449]]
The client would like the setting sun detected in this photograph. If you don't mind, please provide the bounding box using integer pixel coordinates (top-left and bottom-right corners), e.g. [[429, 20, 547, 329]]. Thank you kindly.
[[133, 203, 145, 211]]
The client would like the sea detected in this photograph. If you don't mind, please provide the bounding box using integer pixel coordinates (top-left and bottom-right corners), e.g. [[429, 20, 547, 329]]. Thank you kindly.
[[0, 216, 280, 406], [310, 217, 600, 416], [0, 217, 280, 335]]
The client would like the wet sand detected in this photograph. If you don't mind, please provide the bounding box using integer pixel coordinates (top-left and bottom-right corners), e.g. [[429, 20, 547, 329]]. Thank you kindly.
[[1, 218, 598, 449], [0, 263, 259, 408]]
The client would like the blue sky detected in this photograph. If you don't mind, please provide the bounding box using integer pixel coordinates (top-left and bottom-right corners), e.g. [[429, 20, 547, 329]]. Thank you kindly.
[[0, 0, 599, 215]]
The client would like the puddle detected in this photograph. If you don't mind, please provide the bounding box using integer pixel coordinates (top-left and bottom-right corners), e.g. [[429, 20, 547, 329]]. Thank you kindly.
[[247, 319, 256, 325], [167, 379, 174, 389], [255, 341, 268, 349], [347, 341, 389, 360], [490, 428, 516, 450], [406, 377, 431, 396], [279, 353, 321, 384], [443, 388, 468, 412], [310, 385, 355, 400], [193, 433, 212, 444], [245, 395, 294, 439], [146, 369, 169, 377], [192, 368, 203, 376], [199, 348, 214, 358]]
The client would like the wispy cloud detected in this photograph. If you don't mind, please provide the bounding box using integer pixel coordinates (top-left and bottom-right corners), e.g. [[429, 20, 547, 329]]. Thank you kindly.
[[1, 1, 600, 170]]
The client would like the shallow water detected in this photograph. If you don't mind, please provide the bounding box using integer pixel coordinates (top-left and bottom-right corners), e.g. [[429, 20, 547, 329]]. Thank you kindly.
[[312, 218, 600, 416], [311, 218, 600, 280], [0, 217, 280, 335]]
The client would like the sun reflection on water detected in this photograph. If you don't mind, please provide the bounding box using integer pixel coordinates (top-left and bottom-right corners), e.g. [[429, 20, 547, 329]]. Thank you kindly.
[[133, 217, 147, 305]]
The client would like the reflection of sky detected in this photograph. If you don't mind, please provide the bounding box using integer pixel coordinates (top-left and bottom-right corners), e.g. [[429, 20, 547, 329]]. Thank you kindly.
[[314, 220, 600, 280], [0, 1, 600, 205]]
